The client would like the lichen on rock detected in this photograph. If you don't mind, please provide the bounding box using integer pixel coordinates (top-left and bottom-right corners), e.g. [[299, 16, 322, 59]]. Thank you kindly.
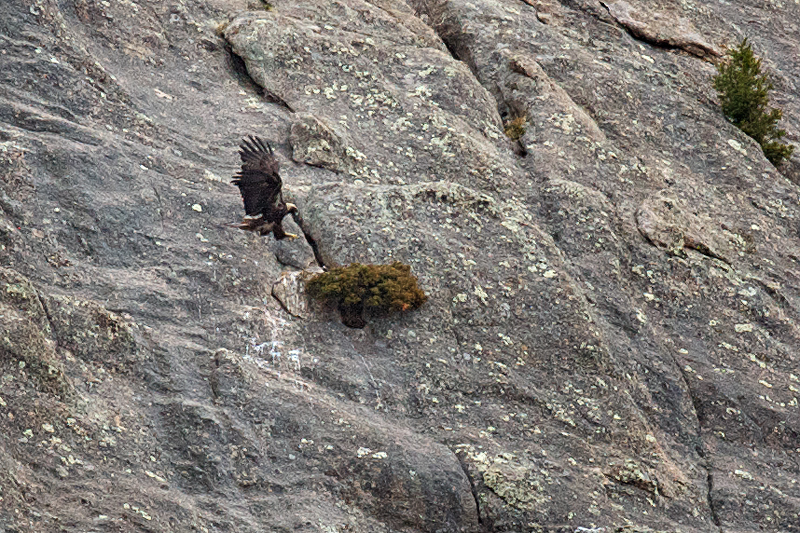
[[290, 113, 364, 173], [0, 268, 71, 397]]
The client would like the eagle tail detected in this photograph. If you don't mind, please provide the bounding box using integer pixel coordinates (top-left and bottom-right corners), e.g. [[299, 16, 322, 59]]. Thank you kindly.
[[232, 216, 275, 236]]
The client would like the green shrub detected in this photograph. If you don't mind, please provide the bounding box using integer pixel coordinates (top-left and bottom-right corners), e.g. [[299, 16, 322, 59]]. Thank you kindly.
[[503, 115, 527, 141], [306, 262, 427, 328], [713, 38, 793, 166]]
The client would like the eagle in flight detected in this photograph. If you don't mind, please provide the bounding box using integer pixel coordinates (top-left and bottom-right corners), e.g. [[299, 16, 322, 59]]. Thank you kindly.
[[231, 136, 298, 240]]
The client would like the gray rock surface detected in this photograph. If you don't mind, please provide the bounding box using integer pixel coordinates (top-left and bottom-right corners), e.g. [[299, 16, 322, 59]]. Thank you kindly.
[[1, 0, 799, 531]]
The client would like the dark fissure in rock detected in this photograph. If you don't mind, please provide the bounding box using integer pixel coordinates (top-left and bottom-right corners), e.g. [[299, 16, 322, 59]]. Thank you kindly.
[[456, 452, 488, 531], [290, 211, 325, 269], [224, 45, 294, 112]]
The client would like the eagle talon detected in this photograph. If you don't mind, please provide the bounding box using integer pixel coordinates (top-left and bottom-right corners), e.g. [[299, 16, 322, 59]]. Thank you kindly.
[[284, 233, 299, 240]]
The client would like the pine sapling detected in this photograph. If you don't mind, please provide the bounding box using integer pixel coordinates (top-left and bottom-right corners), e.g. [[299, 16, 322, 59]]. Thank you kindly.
[[713, 38, 793, 166]]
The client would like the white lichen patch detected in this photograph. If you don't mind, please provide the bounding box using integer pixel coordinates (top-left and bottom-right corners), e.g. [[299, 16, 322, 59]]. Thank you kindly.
[[727, 138, 748, 155], [356, 447, 372, 458], [453, 293, 468, 303], [473, 285, 489, 304]]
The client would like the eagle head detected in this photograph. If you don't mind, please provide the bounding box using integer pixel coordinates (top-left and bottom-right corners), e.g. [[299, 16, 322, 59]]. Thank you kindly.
[[286, 202, 298, 214]]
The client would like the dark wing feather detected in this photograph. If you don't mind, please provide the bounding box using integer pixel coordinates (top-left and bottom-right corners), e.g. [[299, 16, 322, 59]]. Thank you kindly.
[[231, 136, 283, 216]]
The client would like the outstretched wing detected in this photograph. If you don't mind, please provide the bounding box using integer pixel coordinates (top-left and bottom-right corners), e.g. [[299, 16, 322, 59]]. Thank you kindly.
[[231, 136, 282, 216]]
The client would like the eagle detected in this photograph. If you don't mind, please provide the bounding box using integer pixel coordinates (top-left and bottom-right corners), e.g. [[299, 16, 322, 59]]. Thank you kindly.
[[231, 136, 298, 240]]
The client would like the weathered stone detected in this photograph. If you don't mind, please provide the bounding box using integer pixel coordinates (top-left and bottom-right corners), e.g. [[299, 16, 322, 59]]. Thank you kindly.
[[1, 0, 799, 530], [636, 190, 733, 262], [290, 114, 363, 173], [0, 268, 71, 396], [271, 266, 323, 318], [44, 294, 139, 370], [603, 1, 722, 58]]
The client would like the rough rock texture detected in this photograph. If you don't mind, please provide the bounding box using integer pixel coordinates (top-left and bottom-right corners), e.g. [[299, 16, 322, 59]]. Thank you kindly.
[[1, 0, 799, 532], [602, 1, 721, 59]]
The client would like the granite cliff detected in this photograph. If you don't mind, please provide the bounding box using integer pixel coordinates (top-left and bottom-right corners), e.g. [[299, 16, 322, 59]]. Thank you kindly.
[[1, 0, 799, 531]]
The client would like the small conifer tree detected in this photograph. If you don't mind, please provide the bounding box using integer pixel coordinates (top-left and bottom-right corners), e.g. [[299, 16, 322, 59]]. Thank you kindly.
[[713, 38, 793, 166]]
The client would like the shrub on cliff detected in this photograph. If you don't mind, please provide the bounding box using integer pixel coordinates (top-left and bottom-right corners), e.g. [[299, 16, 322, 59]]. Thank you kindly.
[[306, 262, 427, 328], [713, 38, 793, 166], [503, 115, 527, 141]]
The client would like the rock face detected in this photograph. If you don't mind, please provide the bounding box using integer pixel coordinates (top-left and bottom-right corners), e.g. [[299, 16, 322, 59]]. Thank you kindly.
[[1, 0, 799, 531], [602, 1, 721, 59]]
